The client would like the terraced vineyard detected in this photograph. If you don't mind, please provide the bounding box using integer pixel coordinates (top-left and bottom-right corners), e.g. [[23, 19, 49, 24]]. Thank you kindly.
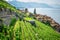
[[0, 19, 60, 40], [0, 0, 60, 40]]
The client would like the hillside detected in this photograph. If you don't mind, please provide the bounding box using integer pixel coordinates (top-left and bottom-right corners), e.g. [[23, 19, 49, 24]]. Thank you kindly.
[[0, 0, 60, 40], [0, 0, 16, 11], [0, 0, 22, 25]]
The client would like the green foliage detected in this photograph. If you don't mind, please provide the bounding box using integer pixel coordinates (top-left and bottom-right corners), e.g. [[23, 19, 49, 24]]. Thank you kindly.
[[24, 17, 33, 21], [9, 18, 17, 26], [0, 18, 4, 32], [0, 19, 60, 40], [42, 21, 51, 26], [0, 1, 18, 13]]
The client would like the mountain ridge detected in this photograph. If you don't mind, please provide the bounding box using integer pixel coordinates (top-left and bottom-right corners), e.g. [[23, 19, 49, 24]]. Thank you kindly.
[[8, 1, 53, 8]]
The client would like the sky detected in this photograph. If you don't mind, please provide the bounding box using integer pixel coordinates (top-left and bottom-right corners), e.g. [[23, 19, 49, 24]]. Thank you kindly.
[[6, 0, 60, 5]]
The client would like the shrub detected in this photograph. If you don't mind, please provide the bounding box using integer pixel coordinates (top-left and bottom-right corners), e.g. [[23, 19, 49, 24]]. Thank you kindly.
[[0, 18, 4, 32], [9, 18, 17, 26]]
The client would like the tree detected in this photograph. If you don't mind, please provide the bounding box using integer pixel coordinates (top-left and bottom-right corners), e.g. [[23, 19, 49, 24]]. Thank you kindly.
[[0, 0, 4, 1], [34, 8, 36, 14], [25, 8, 28, 13]]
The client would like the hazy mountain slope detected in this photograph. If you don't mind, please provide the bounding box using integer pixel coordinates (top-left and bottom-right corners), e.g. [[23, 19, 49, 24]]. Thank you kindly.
[[8, 1, 52, 8]]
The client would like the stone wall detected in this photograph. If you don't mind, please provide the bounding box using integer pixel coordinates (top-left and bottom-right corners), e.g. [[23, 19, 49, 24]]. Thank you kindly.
[[0, 8, 18, 26]]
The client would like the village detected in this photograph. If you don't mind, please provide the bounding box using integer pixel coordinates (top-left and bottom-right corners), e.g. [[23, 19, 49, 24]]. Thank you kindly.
[[22, 8, 60, 32]]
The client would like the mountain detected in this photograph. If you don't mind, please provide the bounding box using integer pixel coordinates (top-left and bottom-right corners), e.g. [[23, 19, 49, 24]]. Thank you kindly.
[[52, 4, 60, 9], [8, 1, 53, 8], [0, 1, 60, 40]]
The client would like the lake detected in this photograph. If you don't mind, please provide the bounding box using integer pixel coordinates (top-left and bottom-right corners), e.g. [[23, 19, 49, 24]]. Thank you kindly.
[[27, 8, 60, 24]]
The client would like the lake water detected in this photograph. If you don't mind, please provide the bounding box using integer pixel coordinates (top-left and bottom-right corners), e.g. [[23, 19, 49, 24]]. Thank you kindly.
[[27, 8, 60, 24]]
